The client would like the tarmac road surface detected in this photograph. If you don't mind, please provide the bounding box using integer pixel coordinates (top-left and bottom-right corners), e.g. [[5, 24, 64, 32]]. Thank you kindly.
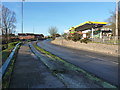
[[10, 43, 65, 88], [37, 40, 119, 86]]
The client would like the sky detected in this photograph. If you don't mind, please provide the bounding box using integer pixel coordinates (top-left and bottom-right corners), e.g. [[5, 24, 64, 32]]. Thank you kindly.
[[2, 2, 116, 36], [1, 0, 116, 2]]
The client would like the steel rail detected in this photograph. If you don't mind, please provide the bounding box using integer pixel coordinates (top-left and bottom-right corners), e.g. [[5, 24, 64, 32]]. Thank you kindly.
[[0, 42, 21, 80]]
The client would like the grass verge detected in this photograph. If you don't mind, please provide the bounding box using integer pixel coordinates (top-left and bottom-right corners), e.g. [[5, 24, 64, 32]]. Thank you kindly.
[[1, 42, 20, 65], [33, 42, 117, 88]]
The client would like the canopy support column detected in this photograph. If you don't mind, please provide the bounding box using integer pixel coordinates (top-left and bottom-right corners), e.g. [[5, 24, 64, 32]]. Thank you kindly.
[[92, 28, 94, 40], [100, 31, 102, 39]]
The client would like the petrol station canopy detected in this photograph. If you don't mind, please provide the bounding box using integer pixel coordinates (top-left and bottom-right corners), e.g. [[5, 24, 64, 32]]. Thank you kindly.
[[68, 21, 107, 31]]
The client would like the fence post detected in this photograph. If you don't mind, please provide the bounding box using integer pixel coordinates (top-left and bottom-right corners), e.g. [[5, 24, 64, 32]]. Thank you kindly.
[[92, 28, 94, 42]]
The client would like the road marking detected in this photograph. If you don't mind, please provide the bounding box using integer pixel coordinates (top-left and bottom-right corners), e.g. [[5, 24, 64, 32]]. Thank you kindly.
[[86, 55, 98, 59], [111, 62, 119, 64], [86, 55, 119, 65]]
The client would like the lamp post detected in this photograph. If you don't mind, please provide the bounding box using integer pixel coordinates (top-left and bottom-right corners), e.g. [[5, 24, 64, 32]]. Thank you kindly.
[[115, 0, 118, 42], [22, 0, 25, 33]]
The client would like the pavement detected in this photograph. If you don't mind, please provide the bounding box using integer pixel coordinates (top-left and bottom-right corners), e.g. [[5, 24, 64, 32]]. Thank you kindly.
[[9, 43, 65, 88], [37, 40, 119, 86]]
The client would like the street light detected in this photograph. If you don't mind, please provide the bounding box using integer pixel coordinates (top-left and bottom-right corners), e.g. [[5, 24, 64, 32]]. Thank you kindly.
[[115, 0, 118, 42], [22, 0, 25, 33]]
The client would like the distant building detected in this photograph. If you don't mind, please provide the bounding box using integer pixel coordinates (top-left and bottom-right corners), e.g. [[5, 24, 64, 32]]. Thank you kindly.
[[65, 21, 108, 39], [34, 34, 44, 40], [18, 33, 44, 40], [101, 28, 112, 37], [18, 33, 35, 40]]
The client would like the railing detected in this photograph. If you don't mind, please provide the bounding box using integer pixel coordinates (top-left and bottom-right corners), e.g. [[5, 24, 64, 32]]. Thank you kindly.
[[0, 42, 21, 80], [92, 36, 120, 45]]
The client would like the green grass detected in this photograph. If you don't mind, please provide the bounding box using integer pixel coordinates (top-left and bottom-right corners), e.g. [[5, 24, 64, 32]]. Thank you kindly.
[[2, 44, 21, 88], [1, 41, 19, 51], [1, 42, 20, 64], [33, 42, 117, 88]]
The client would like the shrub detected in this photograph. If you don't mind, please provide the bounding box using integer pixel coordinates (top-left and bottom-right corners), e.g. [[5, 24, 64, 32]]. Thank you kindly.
[[2, 45, 7, 50], [52, 37, 55, 40], [72, 33, 82, 42], [2, 42, 19, 51], [80, 38, 92, 44], [68, 36, 72, 40]]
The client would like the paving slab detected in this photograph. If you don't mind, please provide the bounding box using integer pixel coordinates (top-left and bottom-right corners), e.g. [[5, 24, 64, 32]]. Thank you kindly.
[[10, 44, 65, 88]]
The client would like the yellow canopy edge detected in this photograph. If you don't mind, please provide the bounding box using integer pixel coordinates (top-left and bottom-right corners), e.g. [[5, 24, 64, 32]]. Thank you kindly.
[[68, 21, 107, 31]]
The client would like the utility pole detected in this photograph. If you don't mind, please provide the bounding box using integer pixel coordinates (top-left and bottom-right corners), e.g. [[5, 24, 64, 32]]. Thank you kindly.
[[92, 28, 94, 40], [22, 0, 25, 33], [115, 0, 118, 42], [0, 1, 2, 36], [33, 26, 34, 34]]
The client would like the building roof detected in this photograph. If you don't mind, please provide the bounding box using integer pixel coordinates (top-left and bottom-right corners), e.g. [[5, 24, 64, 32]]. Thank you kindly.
[[18, 33, 44, 37], [18, 33, 27, 36], [18, 33, 36, 36], [34, 34, 44, 37], [68, 21, 107, 31], [26, 33, 34, 35]]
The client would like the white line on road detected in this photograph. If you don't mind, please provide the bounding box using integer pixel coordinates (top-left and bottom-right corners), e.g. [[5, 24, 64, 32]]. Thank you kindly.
[[86, 55, 119, 65]]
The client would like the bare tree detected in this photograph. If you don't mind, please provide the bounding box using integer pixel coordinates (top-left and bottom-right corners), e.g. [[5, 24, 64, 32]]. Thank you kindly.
[[48, 26, 58, 40], [107, 12, 116, 36], [107, 3, 120, 36], [2, 5, 16, 44]]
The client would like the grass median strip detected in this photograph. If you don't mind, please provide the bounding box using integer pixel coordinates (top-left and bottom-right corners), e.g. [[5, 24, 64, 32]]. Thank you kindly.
[[33, 42, 117, 88]]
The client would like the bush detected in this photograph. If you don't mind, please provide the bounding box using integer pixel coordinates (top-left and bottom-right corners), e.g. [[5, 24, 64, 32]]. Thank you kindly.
[[2, 45, 7, 50], [52, 36, 56, 40], [80, 38, 92, 44], [72, 33, 82, 42], [68, 36, 72, 40], [2, 42, 19, 51]]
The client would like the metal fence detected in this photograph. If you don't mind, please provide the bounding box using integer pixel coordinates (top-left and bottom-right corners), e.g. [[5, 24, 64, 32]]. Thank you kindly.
[[60, 35, 120, 45], [0, 42, 21, 81], [92, 36, 120, 45]]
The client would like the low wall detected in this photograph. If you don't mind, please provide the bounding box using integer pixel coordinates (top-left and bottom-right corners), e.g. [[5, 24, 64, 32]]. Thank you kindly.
[[51, 38, 118, 56]]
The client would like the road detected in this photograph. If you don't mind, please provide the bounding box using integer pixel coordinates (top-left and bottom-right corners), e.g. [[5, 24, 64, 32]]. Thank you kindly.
[[37, 40, 119, 86]]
